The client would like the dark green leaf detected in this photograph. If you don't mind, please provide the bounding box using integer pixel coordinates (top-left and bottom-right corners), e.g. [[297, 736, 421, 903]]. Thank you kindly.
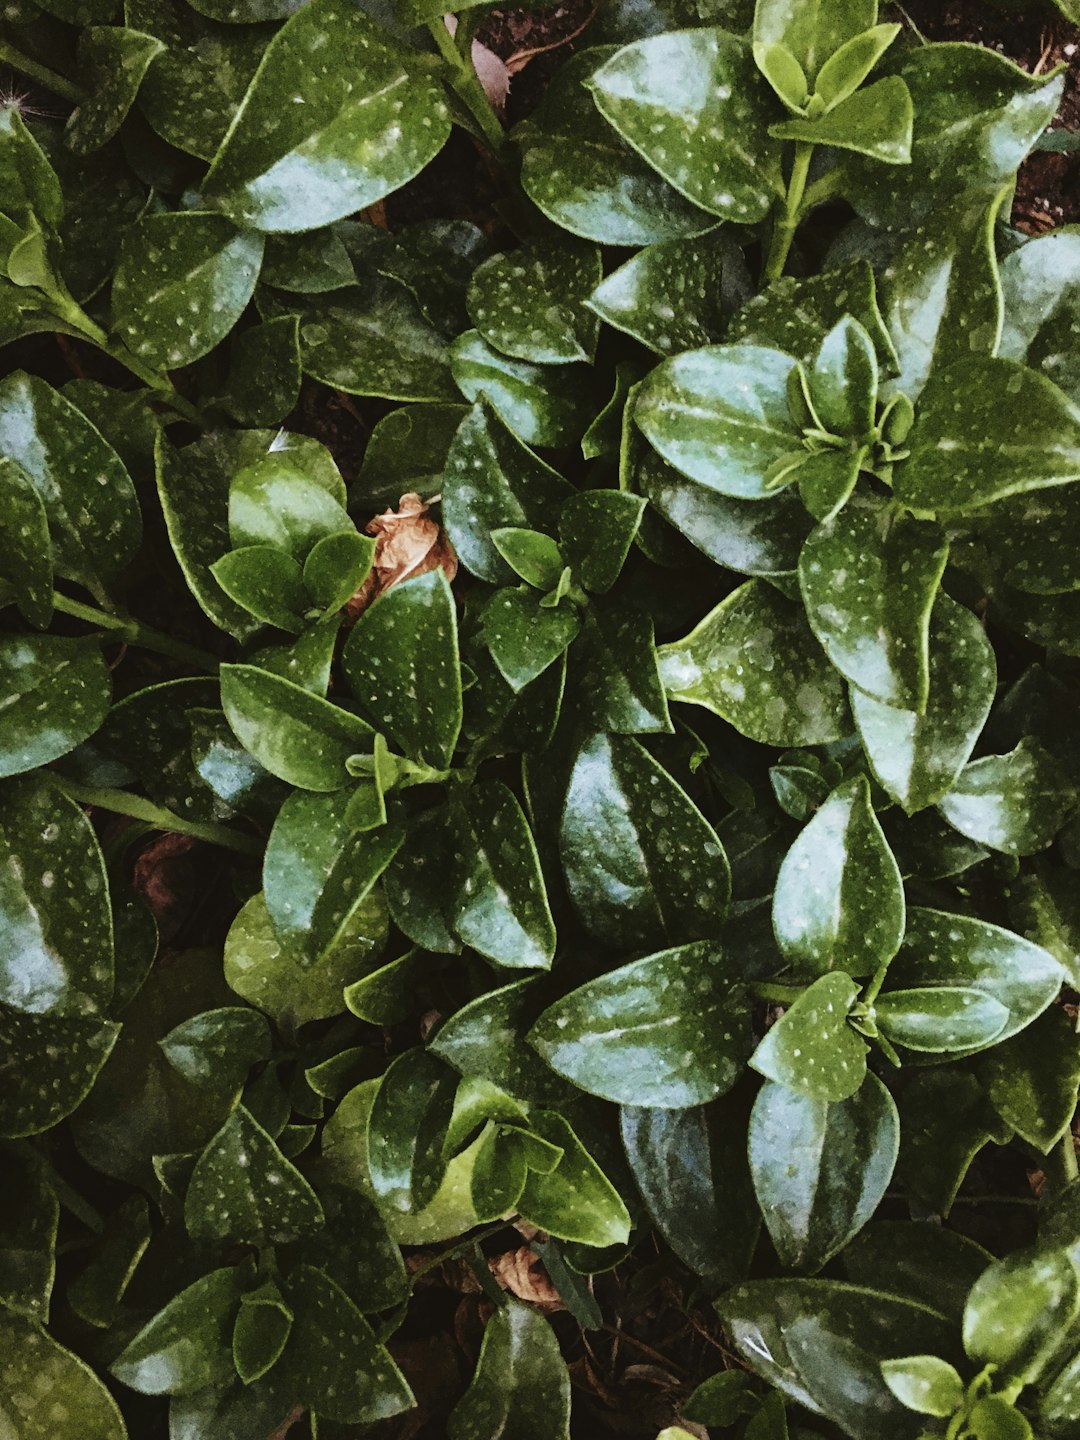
[[0, 1149, 57, 1320], [938, 738, 1075, 856], [211, 546, 308, 632], [874, 987, 1009, 1053], [3, 1310, 127, 1434], [468, 241, 602, 365], [482, 588, 579, 693], [0, 1008, 119, 1139], [977, 1005, 1080, 1153], [64, 26, 163, 154], [560, 490, 646, 593], [1000, 228, 1080, 409], [232, 1283, 292, 1386], [352, 403, 466, 510], [897, 1069, 1009, 1215], [158, 1007, 271, 1092], [729, 258, 896, 368], [368, 1048, 457, 1215], [111, 1264, 250, 1395], [751, 972, 867, 1102], [222, 314, 302, 426], [450, 330, 592, 448], [430, 978, 575, 1107], [517, 1109, 632, 1247], [448, 1299, 571, 1440], [841, 1221, 991, 1324], [569, 608, 672, 735], [298, 1183, 408, 1312], [0, 456, 51, 628]]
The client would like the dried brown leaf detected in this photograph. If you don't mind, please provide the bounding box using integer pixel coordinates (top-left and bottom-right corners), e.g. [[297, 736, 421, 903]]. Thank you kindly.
[[488, 1245, 564, 1310], [346, 492, 457, 621]]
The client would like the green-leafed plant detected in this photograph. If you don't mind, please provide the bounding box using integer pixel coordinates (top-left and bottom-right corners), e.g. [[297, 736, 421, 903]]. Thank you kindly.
[[2, 0, 1080, 1435]]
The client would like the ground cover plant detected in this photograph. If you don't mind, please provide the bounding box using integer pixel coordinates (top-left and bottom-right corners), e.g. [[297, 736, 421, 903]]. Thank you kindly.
[[2, 0, 1080, 1435]]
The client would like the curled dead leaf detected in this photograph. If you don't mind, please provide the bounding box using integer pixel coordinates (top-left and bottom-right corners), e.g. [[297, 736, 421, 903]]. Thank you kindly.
[[346, 492, 457, 621], [488, 1245, 564, 1310]]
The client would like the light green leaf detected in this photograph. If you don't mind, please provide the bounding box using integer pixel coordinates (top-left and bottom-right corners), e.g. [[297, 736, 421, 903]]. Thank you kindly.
[[3, 1310, 127, 1436], [749, 1073, 899, 1272], [771, 76, 912, 163], [529, 941, 749, 1108], [635, 344, 800, 499], [303, 530, 374, 613], [874, 987, 1009, 1054], [977, 1005, 1080, 1153], [228, 448, 347, 557], [658, 580, 850, 746], [450, 330, 592, 448], [773, 773, 904, 977], [999, 227, 1080, 409], [0, 105, 62, 227], [589, 30, 783, 222], [808, 316, 879, 439], [851, 594, 996, 812], [0, 1008, 120, 1139], [938, 738, 1075, 856], [963, 1247, 1079, 1385], [443, 401, 573, 584], [211, 546, 307, 632], [343, 947, 427, 1026], [368, 1048, 457, 1215], [111, 1264, 249, 1396], [220, 663, 373, 791], [799, 495, 948, 710], [753, 0, 875, 85], [448, 1300, 570, 1440], [202, 0, 451, 232], [518, 46, 716, 246], [517, 1110, 631, 1247], [560, 733, 729, 950], [185, 1106, 324, 1245], [796, 447, 862, 524], [342, 569, 462, 768], [880, 1355, 965, 1418], [750, 971, 867, 1102], [468, 241, 602, 365]]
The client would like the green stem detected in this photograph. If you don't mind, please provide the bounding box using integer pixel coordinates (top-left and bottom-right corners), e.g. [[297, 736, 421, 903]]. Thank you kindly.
[[427, 18, 510, 163], [749, 981, 807, 1004], [0, 40, 85, 104], [1050, 1126, 1080, 1189], [861, 955, 894, 1008], [51, 591, 220, 674], [764, 141, 814, 283], [56, 779, 263, 857]]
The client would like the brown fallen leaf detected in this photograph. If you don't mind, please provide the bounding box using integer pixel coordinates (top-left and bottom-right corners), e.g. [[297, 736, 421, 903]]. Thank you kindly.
[[346, 492, 457, 621], [488, 1245, 564, 1310], [132, 832, 197, 938]]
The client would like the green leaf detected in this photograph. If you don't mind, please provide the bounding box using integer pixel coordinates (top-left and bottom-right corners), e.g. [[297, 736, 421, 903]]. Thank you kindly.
[[589, 30, 783, 222], [0, 105, 62, 227], [3, 1310, 127, 1436], [977, 1005, 1080, 1153], [568, 608, 672, 735], [430, 978, 574, 1108], [517, 1109, 631, 1247], [448, 1299, 570, 1440], [202, 0, 450, 232], [938, 738, 1075, 857], [683, 1370, 755, 1427], [851, 594, 996, 812], [795, 447, 862, 524], [0, 371, 140, 592], [898, 359, 1080, 514], [64, 25, 164, 154], [376, 218, 492, 336], [264, 790, 401, 963], [0, 1149, 57, 1320], [228, 448, 348, 557], [885, 907, 1064, 1059], [799, 495, 948, 711], [560, 733, 730, 950], [211, 546, 308, 632], [468, 241, 602, 365], [753, 0, 875, 85], [874, 987, 1008, 1054], [482, 588, 579, 693], [880, 1355, 965, 1418], [586, 232, 734, 356], [772, 773, 904, 977], [68, 1194, 152, 1329], [620, 1091, 758, 1284], [232, 1283, 292, 1386], [529, 940, 750, 1108], [490, 529, 565, 591], [518, 46, 716, 246], [897, 1070, 1006, 1215], [158, 1008, 271, 1092], [999, 228, 1080, 409], [964, 1246, 1079, 1385], [0, 1008, 120, 1139], [304, 531, 374, 614], [443, 402, 573, 584], [353, 403, 467, 510], [0, 773, 113, 1015], [368, 1048, 457, 1215], [298, 1182, 408, 1312], [635, 344, 800, 499], [188, 0, 304, 17], [771, 76, 913, 164], [275, 1264, 413, 1422], [93, 678, 222, 822], [808, 317, 879, 439], [185, 1106, 324, 1245], [658, 580, 850, 746], [342, 569, 462, 767], [751, 972, 868, 1102], [755, 40, 809, 110], [111, 1264, 250, 1395], [967, 1396, 1033, 1440], [343, 948, 426, 1026], [0, 457, 51, 628], [814, 22, 902, 108], [220, 663, 373, 791], [728, 258, 896, 368], [450, 330, 592, 448], [222, 314, 302, 426], [224, 887, 387, 1028], [841, 1221, 991, 1323], [560, 490, 646, 593], [749, 1072, 899, 1272]]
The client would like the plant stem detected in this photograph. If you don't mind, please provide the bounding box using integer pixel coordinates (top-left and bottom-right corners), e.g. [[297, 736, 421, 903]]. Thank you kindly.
[[763, 141, 814, 283], [749, 981, 806, 1004], [51, 591, 220, 674], [861, 956, 894, 1008], [1050, 1126, 1080, 1189], [0, 40, 85, 104], [56, 779, 263, 857], [427, 18, 510, 163]]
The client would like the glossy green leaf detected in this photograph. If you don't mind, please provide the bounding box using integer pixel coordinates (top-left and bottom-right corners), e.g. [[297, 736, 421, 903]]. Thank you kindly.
[[0, 104, 63, 227], [0, 1008, 120, 1139], [977, 1005, 1080, 1153], [185, 1106, 324, 1244], [999, 228, 1080, 409], [368, 1048, 457, 1216], [569, 608, 671, 735], [232, 1283, 292, 1386], [875, 987, 1008, 1054], [795, 446, 861, 524], [517, 1109, 631, 1247], [841, 1221, 991, 1323], [851, 594, 996, 813], [529, 941, 749, 1108], [586, 233, 734, 357], [352, 402, 466, 509], [938, 738, 1075, 857], [220, 663, 373, 791], [211, 546, 307, 631], [799, 495, 948, 710], [0, 773, 112, 1015], [448, 1299, 571, 1440], [560, 733, 729, 950], [560, 490, 646, 594], [635, 344, 800, 499], [771, 76, 913, 164], [158, 1007, 271, 1092], [430, 979, 574, 1108], [620, 1090, 758, 1284], [92, 678, 223, 822], [880, 1355, 965, 1418], [808, 317, 879, 439], [658, 580, 849, 746], [885, 907, 1064, 1059], [0, 371, 140, 592], [442, 402, 573, 585], [342, 569, 461, 767], [729, 258, 896, 368], [64, 25, 164, 154], [0, 457, 51, 628], [964, 1246, 1079, 1384], [468, 241, 601, 365], [590, 30, 783, 222], [303, 530, 374, 613], [749, 1072, 899, 1272], [111, 1264, 250, 1395], [753, 0, 875, 84], [814, 22, 901, 107], [228, 448, 347, 557], [222, 314, 302, 426], [772, 773, 904, 977], [751, 971, 867, 1102], [3, 1310, 127, 1436], [518, 46, 716, 246], [202, 0, 451, 232], [482, 588, 579, 693], [450, 331, 592, 448]]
